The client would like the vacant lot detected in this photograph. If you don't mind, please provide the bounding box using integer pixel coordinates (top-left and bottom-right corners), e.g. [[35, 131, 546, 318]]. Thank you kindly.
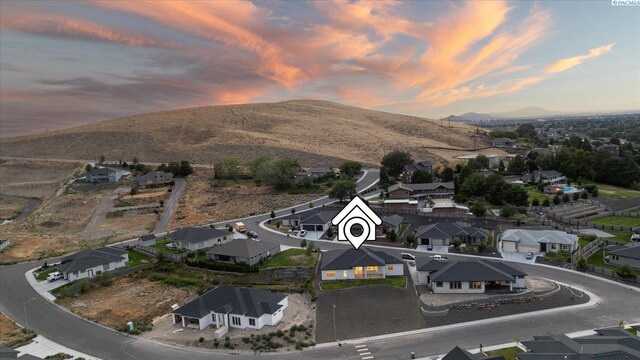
[[0, 313, 34, 347], [167, 168, 323, 230], [0, 195, 33, 220], [591, 216, 640, 227], [0, 159, 81, 199], [57, 277, 196, 329], [594, 183, 640, 199]]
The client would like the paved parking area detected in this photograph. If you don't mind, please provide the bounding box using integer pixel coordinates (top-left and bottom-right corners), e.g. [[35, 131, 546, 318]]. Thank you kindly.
[[416, 245, 449, 254], [498, 249, 538, 264]]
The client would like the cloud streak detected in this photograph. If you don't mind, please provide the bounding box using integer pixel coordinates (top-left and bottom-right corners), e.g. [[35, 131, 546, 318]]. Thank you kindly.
[[545, 43, 615, 74]]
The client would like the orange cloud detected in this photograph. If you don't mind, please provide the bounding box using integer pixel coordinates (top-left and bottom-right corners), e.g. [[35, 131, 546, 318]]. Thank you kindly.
[[545, 43, 615, 74]]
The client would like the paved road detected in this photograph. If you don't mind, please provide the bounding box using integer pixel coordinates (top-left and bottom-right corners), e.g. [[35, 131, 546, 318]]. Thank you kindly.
[[153, 178, 186, 234], [2, 168, 639, 360]]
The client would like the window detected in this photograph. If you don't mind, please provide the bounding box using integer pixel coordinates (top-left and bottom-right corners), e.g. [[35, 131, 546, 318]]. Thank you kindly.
[[232, 316, 241, 326], [249, 318, 256, 326], [326, 271, 335, 278], [366, 266, 379, 271], [562, 244, 569, 251], [551, 244, 557, 250], [449, 282, 462, 289], [470, 281, 482, 289], [103, 264, 109, 271], [387, 265, 394, 270], [436, 282, 443, 287]]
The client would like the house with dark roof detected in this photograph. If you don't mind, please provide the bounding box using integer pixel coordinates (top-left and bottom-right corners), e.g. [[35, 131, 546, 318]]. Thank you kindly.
[[377, 214, 404, 236], [605, 243, 640, 269], [279, 208, 338, 233], [518, 328, 640, 360], [387, 182, 455, 199], [58, 247, 128, 281], [294, 167, 334, 184], [499, 229, 578, 254], [492, 137, 517, 148], [207, 238, 280, 265], [415, 223, 488, 246], [442, 346, 505, 360], [401, 161, 433, 183], [522, 170, 566, 185], [132, 171, 173, 189], [85, 166, 126, 183], [166, 227, 231, 251], [415, 258, 526, 293], [320, 248, 403, 280], [171, 285, 288, 332]]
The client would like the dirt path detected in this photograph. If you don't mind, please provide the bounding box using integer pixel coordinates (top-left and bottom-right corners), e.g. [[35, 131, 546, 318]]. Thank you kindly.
[[153, 178, 185, 234]]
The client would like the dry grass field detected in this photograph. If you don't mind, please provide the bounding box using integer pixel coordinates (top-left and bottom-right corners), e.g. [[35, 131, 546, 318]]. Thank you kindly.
[[0, 159, 81, 199], [57, 277, 196, 329], [0, 195, 32, 220], [0, 100, 503, 166], [167, 168, 323, 230], [0, 313, 33, 346]]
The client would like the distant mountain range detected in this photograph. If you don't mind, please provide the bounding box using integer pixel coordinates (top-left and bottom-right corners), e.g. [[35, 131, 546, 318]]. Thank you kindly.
[[452, 107, 639, 122]]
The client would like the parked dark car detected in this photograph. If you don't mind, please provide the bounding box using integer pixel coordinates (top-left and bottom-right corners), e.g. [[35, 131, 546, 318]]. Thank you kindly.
[[247, 231, 258, 238]]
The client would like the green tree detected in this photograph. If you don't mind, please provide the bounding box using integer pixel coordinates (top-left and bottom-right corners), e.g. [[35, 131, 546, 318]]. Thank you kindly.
[[616, 264, 634, 278], [501, 207, 517, 218], [553, 194, 561, 205], [247, 155, 271, 178], [272, 158, 300, 190], [308, 201, 314, 208], [576, 256, 587, 271], [531, 198, 540, 207], [381, 151, 413, 178], [179, 160, 193, 177], [329, 180, 357, 202], [407, 231, 417, 248], [592, 188, 599, 197], [326, 227, 334, 238], [572, 192, 580, 201], [543, 198, 551, 207], [386, 229, 398, 242], [339, 161, 362, 178], [475, 154, 491, 170], [130, 187, 139, 196], [99, 154, 106, 164], [379, 166, 390, 186], [132, 157, 139, 165], [460, 173, 487, 197], [300, 239, 307, 248], [516, 123, 537, 139], [85, 163, 93, 172], [470, 201, 487, 217], [452, 239, 462, 248], [507, 155, 528, 175], [505, 184, 530, 206], [411, 169, 433, 184], [270, 210, 276, 218], [581, 191, 588, 199], [562, 193, 570, 203], [498, 160, 506, 174], [214, 156, 241, 180], [441, 167, 454, 182]]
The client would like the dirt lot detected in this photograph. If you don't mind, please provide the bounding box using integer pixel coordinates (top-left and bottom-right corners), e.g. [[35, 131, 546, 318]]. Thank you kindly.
[[0, 195, 33, 220], [57, 277, 196, 329], [0, 312, 33, 347], [142, 293, 316, 351], [0, 159, 81, 199], [167, 168, 323, 230]]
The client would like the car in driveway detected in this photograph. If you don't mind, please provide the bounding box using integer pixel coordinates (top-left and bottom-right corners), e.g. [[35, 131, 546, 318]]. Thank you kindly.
[[401, 253, 415, 261], [299, 230, 307, 237], [526, 252, 534, 260], [47, 272, 63, 282], [426, 244, 433, 251], [247, 231, 258, 238]]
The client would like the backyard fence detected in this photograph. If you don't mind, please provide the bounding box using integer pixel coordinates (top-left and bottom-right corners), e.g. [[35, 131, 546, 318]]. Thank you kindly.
[[132, 243, 189, 261], [586, 265, 639, 284]]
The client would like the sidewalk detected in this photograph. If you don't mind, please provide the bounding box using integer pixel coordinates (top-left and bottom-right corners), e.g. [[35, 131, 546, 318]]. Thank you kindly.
[[16, 335, 100, 360], [24, 269, 57, 302]]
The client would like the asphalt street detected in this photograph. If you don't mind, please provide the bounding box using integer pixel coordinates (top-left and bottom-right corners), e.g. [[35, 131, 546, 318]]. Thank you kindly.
[[1, 168, 639, 360]]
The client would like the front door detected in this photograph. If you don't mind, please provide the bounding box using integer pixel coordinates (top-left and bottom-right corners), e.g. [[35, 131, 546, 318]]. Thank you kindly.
[[540, 243, 547, 252], [354, 267, 364, 278], [87, 269, 94, 277]]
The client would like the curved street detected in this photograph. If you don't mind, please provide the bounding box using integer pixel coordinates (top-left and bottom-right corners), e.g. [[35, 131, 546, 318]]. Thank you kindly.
[[2, 168, 639, 360]]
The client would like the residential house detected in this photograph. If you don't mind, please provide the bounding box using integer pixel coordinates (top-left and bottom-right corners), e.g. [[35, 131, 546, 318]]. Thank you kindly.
[[58, 247, 128, 281], [401, 160, 433, 183], [415, 223, 488, 246], [320, 248, 403, 281], [132, 171, 173, 188], [441, 346, 505, 360], [492, 137, 516, 148], [528, 147, 554, 156], [294, 167, 334, 184], [171, 285, 288, 332], [415, 258, 526, 293], [206, 238, 280, 265], [499, 229, 578, 254], [597, 144, 620, 158], [279, 208, 338, 232], [85, 167, 126, 183], [519, 328, 640, 360], [387, 182, 455, 199], [605, 243, 640, 269], [421, 198, 469, 214], [455, 154, 501, 167], [522, 170, 566, 185], [377, 214, 404, 236], [166, 227, 231, 251]]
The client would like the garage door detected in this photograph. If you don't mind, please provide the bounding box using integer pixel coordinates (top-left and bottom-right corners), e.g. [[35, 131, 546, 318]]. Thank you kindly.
[[302, 225, 315, 231], [432, 239, 446, 246], [502, 240, 517, 252]]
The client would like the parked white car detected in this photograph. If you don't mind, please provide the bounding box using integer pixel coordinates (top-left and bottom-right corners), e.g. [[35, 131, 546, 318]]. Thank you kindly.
[[299, 230, 307, 237], [47, 272, 63, 282], [401, 253, 415, 261]]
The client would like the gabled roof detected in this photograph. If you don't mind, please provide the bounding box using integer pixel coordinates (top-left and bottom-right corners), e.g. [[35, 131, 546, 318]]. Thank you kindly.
[[415, 223, 487, 239], [133, 171, 172, 182], [415, 257, 451, 272], [404, 161, 433, 173], [0, 345, 19, 358], [279, 208, 338, 223], [388, 182, 455, 192], [58, 247, 127, 274], [207, 238, 279, 259], [429, 261, 517, 282], [500, 229, 577, 246], [519, 329, 640, 360], [320, 247, 401, 270], [86, 167, 115, 176], [173, 285, 287, 319], [442, 346, 479, 360], [332, 196, 382, 226], [608, 244, 640, 260], [139, 234, 157, 242], [382, 214, 404, 228], [302, 211, 337, 225], [167, 227, 229, 244]]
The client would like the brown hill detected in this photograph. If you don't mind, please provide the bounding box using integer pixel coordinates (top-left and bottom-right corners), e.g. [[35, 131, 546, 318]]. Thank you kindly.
[[0, 100, 502, 166]]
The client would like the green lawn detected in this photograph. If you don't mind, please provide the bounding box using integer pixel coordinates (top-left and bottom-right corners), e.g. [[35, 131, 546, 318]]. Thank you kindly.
[[259, 249, 315, 269], [588, 249, 640, 276], [593, 183, 640, 199], [527, 188, 549, 204], [398, 223, 410, 238], [486, 347, 523, 360], [320, 276, 407, 291], [150, 238, 186, 254], [127, 250, 151, 267], [36, 267, 59, 281], [591, 216, 640, 228]]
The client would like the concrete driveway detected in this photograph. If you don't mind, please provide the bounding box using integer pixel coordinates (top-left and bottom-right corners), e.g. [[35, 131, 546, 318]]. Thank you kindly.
[[498, 250, 538, 264], [416, 245, 450, 254]]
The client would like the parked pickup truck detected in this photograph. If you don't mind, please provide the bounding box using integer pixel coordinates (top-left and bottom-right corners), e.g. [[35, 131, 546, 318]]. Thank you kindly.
[[432, 255, 448, 260], [47, 272, 63, 282]]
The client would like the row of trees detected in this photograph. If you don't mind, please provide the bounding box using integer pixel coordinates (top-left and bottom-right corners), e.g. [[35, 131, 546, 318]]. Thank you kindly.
[[157, 161, 194, 177]]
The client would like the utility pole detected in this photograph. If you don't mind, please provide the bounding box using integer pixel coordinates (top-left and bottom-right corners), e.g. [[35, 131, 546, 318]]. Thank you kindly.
[[333, 304, 337, 341], [23, 297, 36, 335]]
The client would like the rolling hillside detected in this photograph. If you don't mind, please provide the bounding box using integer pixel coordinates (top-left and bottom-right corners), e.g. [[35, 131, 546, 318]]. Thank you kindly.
[[0, 100, 502, 166]]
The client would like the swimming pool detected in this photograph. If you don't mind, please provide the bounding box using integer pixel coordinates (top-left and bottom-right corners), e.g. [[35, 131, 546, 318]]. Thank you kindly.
[[563, 186, 579, 194]]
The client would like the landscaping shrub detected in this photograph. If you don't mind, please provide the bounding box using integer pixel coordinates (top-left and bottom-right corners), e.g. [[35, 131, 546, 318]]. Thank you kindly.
[[199, 337, 204, 343]]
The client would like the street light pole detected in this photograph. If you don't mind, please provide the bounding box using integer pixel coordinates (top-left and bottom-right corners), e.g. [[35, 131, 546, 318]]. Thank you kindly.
[[333, 304, 337, 342], [23, 297, 36, 335]]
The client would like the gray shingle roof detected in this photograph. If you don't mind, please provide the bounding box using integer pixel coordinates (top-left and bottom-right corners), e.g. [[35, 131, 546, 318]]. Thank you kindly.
[[86, 167, 114, 176], [415, 223, 487, 239], [167, 227, 229, 244], [404, 161, 433, 173], [207, 238, 279, 259], [58, 247, 127, 274], [416, 258, 526, 282], [278, 208, 338, 223], [500, 229, 577, 246], [173, 285, 286, 319], [442, 346, 479, 360], [320, 248, 402, 270], [388, 182, 455, 192], [519, 329, 640, 360], [608, 244, 640, 260], [382, 214, 404, 228], [133, 171, 172, 183]]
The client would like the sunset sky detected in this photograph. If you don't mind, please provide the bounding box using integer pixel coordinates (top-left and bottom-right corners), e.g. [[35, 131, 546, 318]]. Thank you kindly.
[[1, 0, 638, 137]]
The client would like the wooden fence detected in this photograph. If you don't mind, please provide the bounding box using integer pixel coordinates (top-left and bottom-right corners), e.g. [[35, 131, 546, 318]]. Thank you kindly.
[[586, 264, 639, 284]]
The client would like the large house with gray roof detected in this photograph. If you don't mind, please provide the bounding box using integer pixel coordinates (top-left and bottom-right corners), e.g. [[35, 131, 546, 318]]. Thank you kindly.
[[415, 258, 527, 293], [416, 222, 488, 246], [132, 170, 173, 189], [320, 248, 403, 281], [388, 182, 455, 199], [58, 247, 128, 281], [171, 285, 288, 333], [377, 214, 404, 236], [401, 160, 433, 183], [499, 229, 578, 254], [605, 243, 640, 269], [279, 208, 338, 232], [166, 227, 232, 251], [207, 238, 280, 265], [85, 166, 127, 183]]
